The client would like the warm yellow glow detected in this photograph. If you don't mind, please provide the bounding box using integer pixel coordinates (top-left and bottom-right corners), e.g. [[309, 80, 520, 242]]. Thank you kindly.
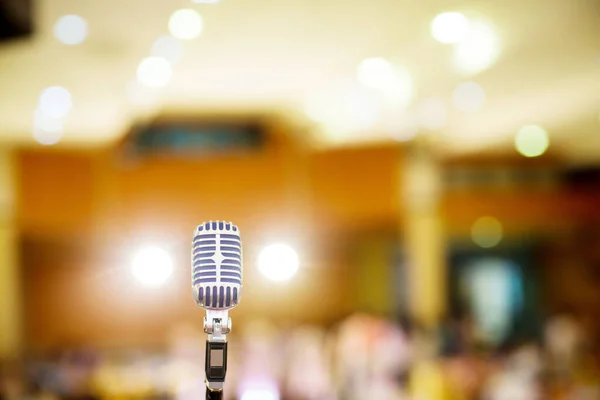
[[430, 12, 470, 44], [356, 59, 414, 107], [126, 80, 159, 106], [131, 246, 174, 287], [191, 0, 220, 2], [385, 112, 418, 142], [305, 94, 333, 123], [54, 14, 88, 45], [471, 216, 503, 248], [136, 57, 173, 88], [357, 58, 395, 89], [306, 88, 380, 135], [417, 98, 447, 130], [168, 9, 204, 40], [151, 36, 184, 64], [258, 244, 299, 282], [515, 125, 549, 157], [38, 86, 73, 119], [452, 81, 486, 112], [345, 91, 380, 130], [33, 126, 63, 146], [452, 20, 500, 75]]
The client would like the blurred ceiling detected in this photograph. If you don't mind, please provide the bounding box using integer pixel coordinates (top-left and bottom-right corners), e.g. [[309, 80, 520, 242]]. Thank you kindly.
[[0, 0, 599, 161]]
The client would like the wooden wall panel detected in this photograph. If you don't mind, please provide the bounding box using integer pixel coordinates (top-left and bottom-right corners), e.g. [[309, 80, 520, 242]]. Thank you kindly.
[[17, 151, 94, 236]]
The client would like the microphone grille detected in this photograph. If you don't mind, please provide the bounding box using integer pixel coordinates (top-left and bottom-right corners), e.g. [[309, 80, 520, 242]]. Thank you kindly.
[[192, 221, 242, 310]]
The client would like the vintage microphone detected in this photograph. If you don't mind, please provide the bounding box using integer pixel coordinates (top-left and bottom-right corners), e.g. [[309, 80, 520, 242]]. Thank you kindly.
[[191, 221, 243, 400]]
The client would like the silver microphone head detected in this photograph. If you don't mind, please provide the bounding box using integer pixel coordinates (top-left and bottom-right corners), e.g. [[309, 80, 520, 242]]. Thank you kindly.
[[192, 221, 243, 310]]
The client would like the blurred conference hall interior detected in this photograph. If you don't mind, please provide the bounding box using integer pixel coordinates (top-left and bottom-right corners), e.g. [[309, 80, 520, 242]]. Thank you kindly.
[[1, 0, 600, 399]]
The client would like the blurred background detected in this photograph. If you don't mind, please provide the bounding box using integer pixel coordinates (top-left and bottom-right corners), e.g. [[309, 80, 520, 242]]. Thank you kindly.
[[1, 0, 600, 399]]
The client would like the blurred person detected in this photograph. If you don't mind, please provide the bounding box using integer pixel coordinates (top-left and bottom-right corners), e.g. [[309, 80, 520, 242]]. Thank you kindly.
[[409, 326, 454, 400], [368, 317, 413, 400], [282, 326, 336, 400], [47, 348, 99, 400], [166, 323, 207, 400], [545, 315, 582, 379], [333, 314, 375, 400], [236, 320, 283, 400], [482, 343, 543, 400]]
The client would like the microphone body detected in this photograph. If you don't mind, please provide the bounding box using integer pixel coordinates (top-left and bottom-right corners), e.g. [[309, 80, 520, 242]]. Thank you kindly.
[[192, 220, 243, 310], [192, 221, 243, 399]]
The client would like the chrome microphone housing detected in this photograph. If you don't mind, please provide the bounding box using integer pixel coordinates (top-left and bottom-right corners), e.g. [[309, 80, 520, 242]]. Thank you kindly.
[[192, 220, 243, 311]]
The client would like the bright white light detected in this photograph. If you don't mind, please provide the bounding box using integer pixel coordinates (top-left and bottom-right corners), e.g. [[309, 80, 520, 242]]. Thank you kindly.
[[417, 97, 447, 130], [54, 14, 88, 45], [453, 20, 500, 75], [151, 36, 184, 64], [241, 389, 279, 400], [430, 12, 470, 44], [126, 80, 159, 106], [258, 244, 299, 282], [131, 246, 174, 287], [453, 81, 486, 112], [38, 86, 73, 119], [471, 216, 503, 248], [515, 125, 549, 157], [34, 109, 63, 133], [346, 91, 380, 130], [33, 126, 63, 146], [357, 58, 396, 89], [137, 57, 173, 88], [356, 58, 414, 107], [169, 9, 203, 40]]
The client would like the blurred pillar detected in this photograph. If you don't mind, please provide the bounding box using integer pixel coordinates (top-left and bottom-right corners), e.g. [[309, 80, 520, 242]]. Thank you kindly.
[[0, 149, 20, 357], [401, 144, 446, 327]]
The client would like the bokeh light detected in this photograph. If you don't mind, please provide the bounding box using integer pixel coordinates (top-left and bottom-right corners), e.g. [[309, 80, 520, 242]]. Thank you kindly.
[[356, 58, 396, 90], [258, 244, 299, 282], [53, 14, 88, 45], [33, 109, 63, 133], [471, 216, 503, 248], [241, 389, 279, 400], [33, 126, 63, 146], [168, 9, 203, 40], [151, 36, 184, 64], [453, 20, 501, 75], [416, 97, 447, 130], [136, 57, 173, 88], [515, 124, 549, 157], [430, 12, 470, 44], [38, 86, 73, 119], [356, 59, 414, 107], [453, 81, 486, 112], [384, 67, 414, 108], [131, 246, 174, 287]]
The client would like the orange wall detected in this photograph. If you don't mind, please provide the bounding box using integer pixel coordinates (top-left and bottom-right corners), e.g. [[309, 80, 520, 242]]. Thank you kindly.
[[17, 131, 600, 349]]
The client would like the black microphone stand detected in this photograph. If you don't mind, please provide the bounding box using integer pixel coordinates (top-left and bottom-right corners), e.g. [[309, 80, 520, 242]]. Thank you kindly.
[[204, 313, 229, 400], [206, 387, 223, 400]]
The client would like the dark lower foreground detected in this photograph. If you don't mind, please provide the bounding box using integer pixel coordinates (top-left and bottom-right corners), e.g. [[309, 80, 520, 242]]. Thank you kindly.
[[2, 313, 599, 400]]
